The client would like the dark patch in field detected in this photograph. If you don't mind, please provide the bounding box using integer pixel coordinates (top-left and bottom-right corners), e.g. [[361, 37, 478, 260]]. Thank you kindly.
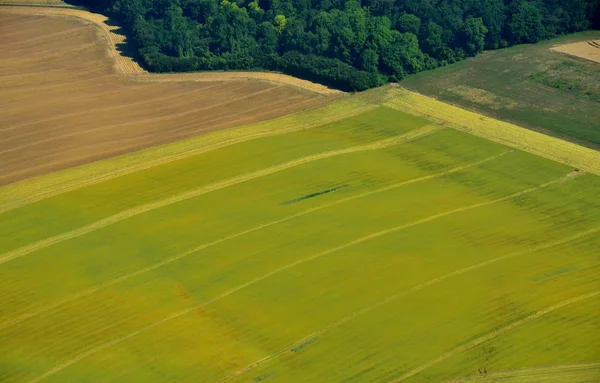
[[254, 372, 274, 382], [281, 185, 350, 206], [530, 266, 578, 281], [291, 337, 317, 352]]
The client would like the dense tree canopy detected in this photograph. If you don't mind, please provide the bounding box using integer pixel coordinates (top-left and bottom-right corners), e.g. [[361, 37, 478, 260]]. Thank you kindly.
[[73, 0, 599, 91]]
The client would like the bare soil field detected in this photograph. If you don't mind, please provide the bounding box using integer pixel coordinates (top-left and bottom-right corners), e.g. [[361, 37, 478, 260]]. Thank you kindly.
[[551, 40, 600, 64], [0, 12, 338, 185]]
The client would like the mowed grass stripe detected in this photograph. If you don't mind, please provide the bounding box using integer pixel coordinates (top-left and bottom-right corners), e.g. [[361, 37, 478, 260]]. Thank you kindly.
[[0, 149, 509, 330], [385, 87, 600, 176], [216, 225, 600, 383], [26, 172, 576, 382], [0, 125, 442, 265], [0, 91, 382, 214], [390, 291, 600, 382]]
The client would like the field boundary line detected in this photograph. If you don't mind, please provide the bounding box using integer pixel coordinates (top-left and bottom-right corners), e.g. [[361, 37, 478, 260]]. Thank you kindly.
[[215, 226, 600, 383], [0, 96, 379, 215], [385, 87, 600, 176], [26, 172, 577, 382], [0, 5, 343, 95], [0, 150, 510, 330], [389, 291, 600, 382], [445, 361, 600, 382], [0, 125, 440, 265]]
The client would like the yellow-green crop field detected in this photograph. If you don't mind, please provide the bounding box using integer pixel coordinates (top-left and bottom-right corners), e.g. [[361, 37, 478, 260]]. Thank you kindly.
[[1, 86, 599, 383]]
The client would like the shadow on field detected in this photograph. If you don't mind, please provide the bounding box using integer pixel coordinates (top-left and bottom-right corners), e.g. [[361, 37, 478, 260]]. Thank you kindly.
[[63, 0, 148, 71], [104, 18, 147, 71]]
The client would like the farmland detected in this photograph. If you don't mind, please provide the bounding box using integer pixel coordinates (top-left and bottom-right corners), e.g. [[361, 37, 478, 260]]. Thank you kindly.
[[552, 40, 600, 64], [2, 4, 600, 383], [1, 79, 600, 382], [401, 31, 600, 148], [0, 10, 337, 185]]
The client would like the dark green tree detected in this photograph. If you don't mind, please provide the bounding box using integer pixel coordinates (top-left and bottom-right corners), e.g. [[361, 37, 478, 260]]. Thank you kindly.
[[462, 16, 488, 55], [509, 1, 545, 43], [395, 13, 421, 35]]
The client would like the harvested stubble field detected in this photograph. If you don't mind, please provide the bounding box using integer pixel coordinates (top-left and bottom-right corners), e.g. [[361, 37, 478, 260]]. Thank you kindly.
[[400, 31, 600, 147], [1, 83, 599, 383], [551, 40, 600, 64], [0, 10, 339, 185]]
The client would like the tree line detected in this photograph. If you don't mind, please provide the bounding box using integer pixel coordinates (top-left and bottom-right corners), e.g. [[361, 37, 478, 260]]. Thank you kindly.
[[72, 0, 600, 91]]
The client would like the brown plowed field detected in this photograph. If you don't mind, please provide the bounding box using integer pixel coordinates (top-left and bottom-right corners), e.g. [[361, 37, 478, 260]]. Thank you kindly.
[[0, 12, 338, 186], [1, 5, 344, 94]]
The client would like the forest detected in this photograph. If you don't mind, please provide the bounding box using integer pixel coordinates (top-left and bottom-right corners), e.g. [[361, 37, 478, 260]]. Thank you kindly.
[[72, 0, 600, 91]]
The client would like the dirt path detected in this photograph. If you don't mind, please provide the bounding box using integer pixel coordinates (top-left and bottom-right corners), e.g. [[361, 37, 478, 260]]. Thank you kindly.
[[0, 5, 342, 95]]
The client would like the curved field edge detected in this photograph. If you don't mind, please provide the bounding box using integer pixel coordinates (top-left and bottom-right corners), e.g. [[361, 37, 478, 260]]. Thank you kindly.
[[0, 88, 383, 214], [445, 362, 600, 382], [384, 86, 600, 176], [2, 85, 600, 214], [0, 5, 342, 95]]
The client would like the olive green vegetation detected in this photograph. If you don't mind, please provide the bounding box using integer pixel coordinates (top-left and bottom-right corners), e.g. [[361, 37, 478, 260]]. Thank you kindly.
[[401, 31, 600, 147], [0, 106, 427, 255], [1, 105, 599, 383]]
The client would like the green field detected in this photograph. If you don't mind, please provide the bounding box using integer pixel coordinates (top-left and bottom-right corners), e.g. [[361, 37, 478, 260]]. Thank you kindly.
[[1, 88, 599, 383], [401, 31, 600, 148]]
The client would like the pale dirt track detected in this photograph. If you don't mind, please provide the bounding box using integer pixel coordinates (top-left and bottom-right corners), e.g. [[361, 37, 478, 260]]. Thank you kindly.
[[0, 11, 339, 185], [550, 40, 600, 64]]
